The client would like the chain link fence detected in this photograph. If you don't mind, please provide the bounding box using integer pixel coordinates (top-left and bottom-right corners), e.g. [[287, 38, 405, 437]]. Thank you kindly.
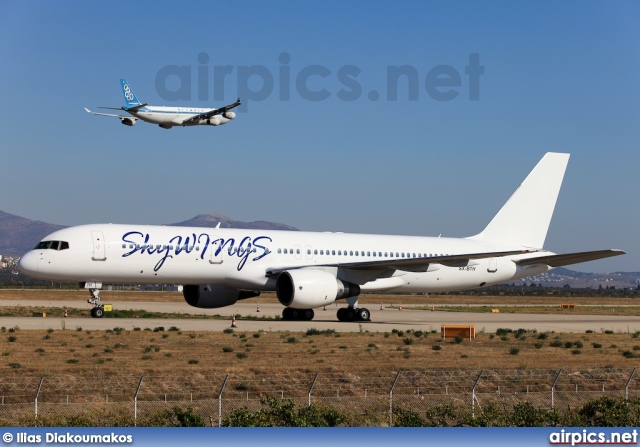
[[0, 368, 637, 426]]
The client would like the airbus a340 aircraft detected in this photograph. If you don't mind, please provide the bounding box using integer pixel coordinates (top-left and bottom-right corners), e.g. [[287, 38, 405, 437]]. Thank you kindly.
[[18, 153, 624, 321], [85, 78, 240, 129]]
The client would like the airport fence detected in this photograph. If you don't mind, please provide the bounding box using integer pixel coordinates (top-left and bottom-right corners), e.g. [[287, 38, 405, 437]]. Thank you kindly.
[[0, 368, 638, 426]]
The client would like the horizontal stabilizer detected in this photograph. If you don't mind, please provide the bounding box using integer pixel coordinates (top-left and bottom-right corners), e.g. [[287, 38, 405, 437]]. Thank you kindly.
[[515, 249, 625, 268]]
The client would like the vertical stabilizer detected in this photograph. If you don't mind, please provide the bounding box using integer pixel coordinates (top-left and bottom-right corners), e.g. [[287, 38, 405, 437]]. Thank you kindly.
[[119, 78, 141, 108], [470, 152, 570, 249]]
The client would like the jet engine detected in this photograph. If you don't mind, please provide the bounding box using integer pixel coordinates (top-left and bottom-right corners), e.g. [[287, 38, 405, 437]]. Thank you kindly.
[[223, 111, 236, 120], [275, 270, 360, 309], [183, 284, 259, 308], [206, 118, 220, 126], [120, 118, 136, 126]]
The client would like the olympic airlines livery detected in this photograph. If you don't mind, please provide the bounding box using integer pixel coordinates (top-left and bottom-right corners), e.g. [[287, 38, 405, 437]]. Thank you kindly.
[[18, 153, 624, 321], [85, 79, 240, 129]]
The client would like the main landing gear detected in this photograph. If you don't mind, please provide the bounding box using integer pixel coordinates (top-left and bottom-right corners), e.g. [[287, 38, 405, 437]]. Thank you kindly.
[[282, 307, 315, 321], [87, 287, 105, 318], [337, 307, 371, 322]]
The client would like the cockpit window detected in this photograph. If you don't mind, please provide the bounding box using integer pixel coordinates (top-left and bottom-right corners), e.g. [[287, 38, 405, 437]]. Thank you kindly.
[[34, 240, 70, 251]]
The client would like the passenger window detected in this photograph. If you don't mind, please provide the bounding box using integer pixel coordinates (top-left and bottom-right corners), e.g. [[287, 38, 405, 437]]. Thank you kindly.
[[331, 250, 335, 255], [320, 250, 324, 255], [314, 250, 318, 255], [367, 251, 371, 256], [278, 248, 282, 254], [296, 249, 300, 254], [307, 249, 311, 255], [373, 252, 376, 257]]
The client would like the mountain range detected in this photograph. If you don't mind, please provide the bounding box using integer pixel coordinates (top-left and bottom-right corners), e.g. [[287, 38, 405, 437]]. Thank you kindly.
[[0, 210, 297, 257], [0, 209, 637, 289]]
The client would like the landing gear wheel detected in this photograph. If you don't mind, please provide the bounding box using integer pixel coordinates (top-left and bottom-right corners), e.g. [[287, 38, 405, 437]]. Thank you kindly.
[[290, 309, 301, 320], [303, 309, 315, 321], [357, 308, 370, 321], [90, 307, 104, 318], [282, 308, 293, 320], [345, 308, 356, 322], [337, 307, 347, 322]]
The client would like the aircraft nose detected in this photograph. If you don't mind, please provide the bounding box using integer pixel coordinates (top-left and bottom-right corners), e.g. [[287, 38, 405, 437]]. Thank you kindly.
[[17, 252, 38, 274]]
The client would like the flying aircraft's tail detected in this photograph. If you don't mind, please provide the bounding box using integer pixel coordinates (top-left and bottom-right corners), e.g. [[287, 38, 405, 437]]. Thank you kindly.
[[119, 78, 142, 108], [469, 152, 570, 249]]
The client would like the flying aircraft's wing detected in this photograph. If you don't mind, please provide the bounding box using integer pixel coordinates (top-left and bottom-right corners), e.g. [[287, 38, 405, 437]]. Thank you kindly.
[[514, 249, 625, 268], [85, 108, 138, 121], [265, 250, 534, 277], [181, 98, 241, 124]]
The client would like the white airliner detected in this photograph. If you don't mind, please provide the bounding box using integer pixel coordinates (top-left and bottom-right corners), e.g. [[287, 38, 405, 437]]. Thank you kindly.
[[18, 153, 624, 321], [85, 78, 240, 129]]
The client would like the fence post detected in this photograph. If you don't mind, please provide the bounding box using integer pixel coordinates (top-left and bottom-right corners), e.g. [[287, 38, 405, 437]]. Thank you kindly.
[[551, 369, 562, 409], [389, 372, 400, 427], [472, 370, 483, 419], [34, 377, 43, 426], [626, 368, 636, 402], [218, 375, 229, 428], [308, 374, 318, 408], [134, 376, 144, 427]]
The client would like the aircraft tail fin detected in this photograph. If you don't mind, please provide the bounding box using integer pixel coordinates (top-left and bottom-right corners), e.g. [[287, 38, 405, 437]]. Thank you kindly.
[[120, 78, 142, 108], [469, 152, 570, 249]]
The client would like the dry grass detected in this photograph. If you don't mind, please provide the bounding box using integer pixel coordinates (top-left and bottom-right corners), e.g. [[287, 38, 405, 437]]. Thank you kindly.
[[1, 325, 639, 379], [2, 289, 640, 380]]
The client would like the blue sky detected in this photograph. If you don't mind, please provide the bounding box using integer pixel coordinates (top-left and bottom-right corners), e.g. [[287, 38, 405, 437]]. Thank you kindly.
[[0, 1, 638, 273]]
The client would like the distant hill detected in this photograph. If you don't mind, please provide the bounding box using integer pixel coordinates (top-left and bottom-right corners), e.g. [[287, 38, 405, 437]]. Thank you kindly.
[[510, 267, 640, 290], [0, 210, 298, 257], [0, 210, 65, 257], [169, 212, 299, 231], [0, 210, 636, 289]]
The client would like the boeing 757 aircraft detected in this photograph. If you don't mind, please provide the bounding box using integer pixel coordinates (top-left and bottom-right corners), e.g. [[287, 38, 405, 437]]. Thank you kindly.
[[85, 78, 240, 129], [18, 153, 624, 321]]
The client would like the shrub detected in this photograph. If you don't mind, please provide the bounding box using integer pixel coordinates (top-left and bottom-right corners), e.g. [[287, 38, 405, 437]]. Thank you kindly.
[[432, 345, 442, 351], [7, 336, 16, 343], [592, 343, 602, 348], [549, 340, 563, 348], [454, 336, 463, 344], [236, 352, 248, 359], [403, 337, 415, 345], [509, 347, 520, 356], [188, 359, 199, 364], [287, 337, 298, 344], [222, 346, 234, 353]]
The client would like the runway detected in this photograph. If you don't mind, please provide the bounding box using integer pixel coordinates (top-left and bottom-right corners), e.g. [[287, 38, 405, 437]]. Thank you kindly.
[[2, 300, 640, 333]]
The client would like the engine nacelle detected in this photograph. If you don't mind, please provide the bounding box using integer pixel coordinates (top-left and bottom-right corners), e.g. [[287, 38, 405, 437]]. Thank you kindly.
[[276, 270, 360, 309], [183, 284, 259, 309], [206, 118, 220, 126], [223, 111, 236, 120], [120, 118, 136, 126]]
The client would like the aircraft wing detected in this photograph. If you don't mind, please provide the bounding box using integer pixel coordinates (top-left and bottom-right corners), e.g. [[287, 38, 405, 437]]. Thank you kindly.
[[181, 98, 241, 124], [265, 249, 533, 277], [514, 249, 625, 268], [85, 108, 138, 121]]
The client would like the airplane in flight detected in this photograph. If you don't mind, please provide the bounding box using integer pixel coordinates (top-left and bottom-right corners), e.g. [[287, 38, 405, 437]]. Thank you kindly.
[[18, 153, 624, 321], [85, 78, 240, 129]]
